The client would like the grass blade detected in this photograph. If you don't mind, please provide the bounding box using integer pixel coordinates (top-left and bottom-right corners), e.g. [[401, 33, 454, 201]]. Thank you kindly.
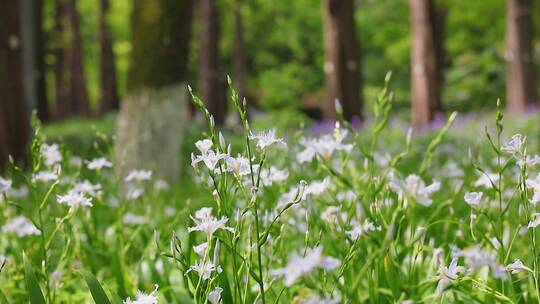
[[23, 253, 46, 304], [81, 270, 112, 304]]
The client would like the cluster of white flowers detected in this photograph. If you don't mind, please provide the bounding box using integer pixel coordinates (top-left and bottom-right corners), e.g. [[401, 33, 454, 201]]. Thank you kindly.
[[41, 143, 62, 167], [451, 245, 507, 280], [297, 124, 352, 163], [2, 216, 40, 237], [57, 190, 93, 210]]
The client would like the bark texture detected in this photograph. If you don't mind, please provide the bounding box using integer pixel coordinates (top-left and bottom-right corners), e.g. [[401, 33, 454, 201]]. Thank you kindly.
[[0, 0, 29, 170], [199, 0, 227, 125], [116, 0, 194, 183], [98, 0, 119, 114], [35, 0, 49, 122], [53, 0, 68, 119], [322, 0, 362, 121], [53, 0, 90, 119], [410, 0, 442, 127], [66, 0, 90, 116], [233, 0, 247, 103], [506, 0, 537, 112]]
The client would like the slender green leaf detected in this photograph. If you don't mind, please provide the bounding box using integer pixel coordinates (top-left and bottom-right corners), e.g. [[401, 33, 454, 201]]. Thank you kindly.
[[0, 288, 10, 304], [23, 253, 46, 304], [81, 270, 112, 304]]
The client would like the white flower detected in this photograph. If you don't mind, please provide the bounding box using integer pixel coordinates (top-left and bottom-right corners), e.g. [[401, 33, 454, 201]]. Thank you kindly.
[[388, 173, 440, 206], [191, 150, 228, 171], [0, 177, 12, 194], [188, 207, 234, 240], [122, 213, 149, 225], [195, 139, 214, 154], [193, 242, 208, 258], [436, 258, 463, 293], [270, 246, 340, 286], [33, 171, 59, 183], [2, 216, 40, 237], [474, 171, 499, 188], [124, 284, 159, 304], [297, 128, 352, 163], [501, 134, 526, 155], [208, 287, 223, 304], [506, 259, 531, 274], [86, 157, 112, 170], [451, 245, 506, 279], [153, 180, 169, 191], [526, 173, 540, 205], [260, 166, 289, 186], [528, 213, 540, 229], [518, 155, 540, 167], [125, 170, 152, 182], [57, 190, 93, 209], [346, 220, 381, 240], [186, 259, 222, 280], [305, 177, 332, 197], [464, 192, 483, 208], [321, 206, 345, 224], [72, 180, 102, 197], [41, 143, 62, 166], [126, 187, 145, 200], [6, 185, 29, 199], [225, 155, 252, 176], [249, 129, 285, 150]]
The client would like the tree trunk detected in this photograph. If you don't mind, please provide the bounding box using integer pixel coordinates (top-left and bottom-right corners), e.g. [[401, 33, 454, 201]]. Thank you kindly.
[[410, 0, 439, 128], [233, 0, 247, 103], [116, 0, 194, 183], [199, 0, 227, 125], [322, 0, 362, 121], [98, 0, 119, 115], [506, 0, 537, 113], [66, 0, 90, 116], [430, 2, 445, 114], [0, 0, 29, 170], [34, 0, 49, 122], [53, 0, 69, 120]]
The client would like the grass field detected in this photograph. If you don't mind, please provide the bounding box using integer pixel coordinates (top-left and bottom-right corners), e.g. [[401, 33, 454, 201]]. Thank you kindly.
[[3, 87, 540, 303]]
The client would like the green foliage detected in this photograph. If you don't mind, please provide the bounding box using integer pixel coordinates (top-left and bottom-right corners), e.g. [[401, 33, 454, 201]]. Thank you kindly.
[[23, 253, 46, 304], [81, 271, 112, 304]]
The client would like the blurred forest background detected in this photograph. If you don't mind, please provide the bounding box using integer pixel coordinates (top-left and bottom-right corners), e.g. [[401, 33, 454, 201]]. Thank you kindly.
[[1, 0, 538, 178]]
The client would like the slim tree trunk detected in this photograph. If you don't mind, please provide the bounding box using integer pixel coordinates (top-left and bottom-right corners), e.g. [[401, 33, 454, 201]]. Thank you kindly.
[[410, 0, 439, 128], [199, 0, 227, 125], [322, 0, 362, 121], [116, 0, 194, 183], [430, 2, 445, 114], [53, 0, 69, 120], [233, 0, 247, 103], [98, 0, 119, 115], [506, 0, 537, 112], [66, 0, 90, 116], [34, 0, 49, 122], [0, 0, 29, 170]]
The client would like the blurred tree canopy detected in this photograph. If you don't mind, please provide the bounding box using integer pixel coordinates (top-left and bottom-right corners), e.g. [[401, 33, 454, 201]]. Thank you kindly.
[[41, 0, 526, 115]]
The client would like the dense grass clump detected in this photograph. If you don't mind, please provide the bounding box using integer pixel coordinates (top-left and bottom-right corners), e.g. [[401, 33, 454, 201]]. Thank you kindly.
[[3, 80, 540, 303]]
